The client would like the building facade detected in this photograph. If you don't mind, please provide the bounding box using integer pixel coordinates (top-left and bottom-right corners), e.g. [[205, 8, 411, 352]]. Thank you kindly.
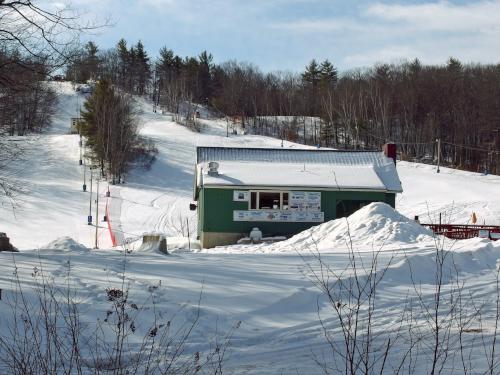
[[194, 146, 402, 248]]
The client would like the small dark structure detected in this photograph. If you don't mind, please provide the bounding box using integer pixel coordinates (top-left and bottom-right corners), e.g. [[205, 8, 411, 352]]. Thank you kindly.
[[70, 117, 81, 134], [0, 233, 17, 252]]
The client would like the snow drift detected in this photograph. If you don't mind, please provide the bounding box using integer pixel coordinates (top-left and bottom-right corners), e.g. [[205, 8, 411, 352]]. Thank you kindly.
[[384, 237, 500, 285], [42, 237, 90, 252]]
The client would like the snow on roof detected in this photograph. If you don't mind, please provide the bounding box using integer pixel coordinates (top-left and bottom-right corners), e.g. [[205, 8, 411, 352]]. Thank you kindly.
[[196, 147, 403, 192]]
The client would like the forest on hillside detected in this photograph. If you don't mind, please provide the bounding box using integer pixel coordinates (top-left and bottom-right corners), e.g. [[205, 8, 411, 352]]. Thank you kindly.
[[67, 40, 500, 174]]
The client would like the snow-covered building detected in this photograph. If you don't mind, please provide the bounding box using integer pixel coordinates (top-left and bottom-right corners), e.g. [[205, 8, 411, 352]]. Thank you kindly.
[[193, 145, 402, 248]]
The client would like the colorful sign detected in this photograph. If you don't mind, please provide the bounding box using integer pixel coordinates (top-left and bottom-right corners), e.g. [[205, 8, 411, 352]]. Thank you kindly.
[[233, 210, 324, 223], [289, 191, 321, 212]]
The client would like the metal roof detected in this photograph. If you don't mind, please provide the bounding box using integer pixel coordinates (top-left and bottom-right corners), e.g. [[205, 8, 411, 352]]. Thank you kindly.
[[195, 146, 403, 194], [197, 146, 391, 167]]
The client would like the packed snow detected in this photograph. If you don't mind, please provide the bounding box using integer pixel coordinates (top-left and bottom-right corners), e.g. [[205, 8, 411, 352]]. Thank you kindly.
[[1, 82, 499, 374]]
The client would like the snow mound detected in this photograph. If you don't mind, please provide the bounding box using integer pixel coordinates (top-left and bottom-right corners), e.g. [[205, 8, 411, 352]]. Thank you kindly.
[[268, 202, 434, 252], [42, 237, 90, 252]]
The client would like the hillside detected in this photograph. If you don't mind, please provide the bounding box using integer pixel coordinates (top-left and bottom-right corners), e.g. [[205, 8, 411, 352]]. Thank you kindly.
[[0, 83, 499, 374], [3, 83, 500, 250]]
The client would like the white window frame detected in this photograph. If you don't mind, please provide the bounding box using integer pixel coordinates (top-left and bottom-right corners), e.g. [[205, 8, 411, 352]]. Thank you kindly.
[[249, 190, 290, 211]]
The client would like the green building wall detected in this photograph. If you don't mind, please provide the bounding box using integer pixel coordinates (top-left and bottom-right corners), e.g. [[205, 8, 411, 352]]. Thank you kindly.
[[198, 187, 396, 248]]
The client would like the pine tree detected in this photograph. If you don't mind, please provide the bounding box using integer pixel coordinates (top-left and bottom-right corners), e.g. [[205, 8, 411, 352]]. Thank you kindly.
[[319, 59, 338, 89], [116, 39, 130, 90], [447, 57, 462, 73], [80, 80, 139, 181], [84, 41, 100, 81], [302, 59, 321, 117], [157, 47, 175, 80], [302, 59, 321, 87], [198, 50, 213, 103], [134, 41, 151, 95]]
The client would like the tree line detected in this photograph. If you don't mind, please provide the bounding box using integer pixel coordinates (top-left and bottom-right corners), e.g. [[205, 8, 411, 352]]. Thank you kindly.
[[67, 40, 500, 174], [0, 0, 74, 202], [0, 50, 56, 137]]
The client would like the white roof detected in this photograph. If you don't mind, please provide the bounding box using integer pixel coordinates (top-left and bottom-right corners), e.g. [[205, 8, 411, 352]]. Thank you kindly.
[[196, 147, 402, 193]]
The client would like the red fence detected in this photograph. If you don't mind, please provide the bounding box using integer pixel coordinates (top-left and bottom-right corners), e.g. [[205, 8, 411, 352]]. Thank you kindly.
[[105, 198, 117, 247], [421, 223, 500, 241]]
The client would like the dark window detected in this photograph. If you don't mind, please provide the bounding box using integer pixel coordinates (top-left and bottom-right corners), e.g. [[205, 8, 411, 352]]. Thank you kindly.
[[336, 200, 374, 218], [282, 193, 289, 210], [258, 192, 281, 210], [250, 192, 257, 209]]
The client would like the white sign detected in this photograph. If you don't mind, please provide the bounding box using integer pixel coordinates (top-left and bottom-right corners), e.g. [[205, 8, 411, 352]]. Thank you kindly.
[[233, 210, 324, 223], [289, 191, 321, 212], [233, 191, 249, 202]]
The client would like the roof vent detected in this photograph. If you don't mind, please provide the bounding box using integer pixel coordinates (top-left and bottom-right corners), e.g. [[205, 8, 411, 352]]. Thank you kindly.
[[208, 161, 219, 176]]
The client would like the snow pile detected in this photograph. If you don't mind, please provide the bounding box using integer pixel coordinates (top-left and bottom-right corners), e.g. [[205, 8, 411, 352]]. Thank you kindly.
[[266, 202, 434, 252], [42, 237, 89, 252]]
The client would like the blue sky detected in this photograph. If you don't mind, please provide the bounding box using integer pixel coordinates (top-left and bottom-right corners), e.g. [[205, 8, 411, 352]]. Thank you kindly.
[[57, 0, 500, 72]]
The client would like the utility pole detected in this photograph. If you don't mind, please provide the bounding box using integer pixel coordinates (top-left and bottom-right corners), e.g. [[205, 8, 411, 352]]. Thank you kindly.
[[79, 133, 83, 165], [94, 177, 99, 249], [83, 162, 87, 192], [88, 168, 93, 225], [436, 138, 441, 173], [355, 123, 359, 150]]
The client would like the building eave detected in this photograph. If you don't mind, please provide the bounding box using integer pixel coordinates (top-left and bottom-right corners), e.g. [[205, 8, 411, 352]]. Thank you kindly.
[[200, 183, 401, 194]]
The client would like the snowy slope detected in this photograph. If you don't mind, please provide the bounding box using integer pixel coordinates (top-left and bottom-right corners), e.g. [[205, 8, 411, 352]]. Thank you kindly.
[[397, 161, 500, 226], [1, 84, 500, 374], [1, 82, 112, 249], [3, 85, 499, 250]]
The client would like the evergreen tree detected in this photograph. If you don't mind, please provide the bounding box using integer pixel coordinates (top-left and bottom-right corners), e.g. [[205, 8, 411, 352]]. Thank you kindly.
[[198, 51, 213, 103], [302, 59, 321, 116], [157, 47, 175, 80], [116, 39, 130, 90], [302, 59, 321, 87], [319, 59, 338, 88], [183, 56, 200, 99], [84, 41, 100, 81], [80, 80, 139, 181], [134, 41, 151, 95], [447, 57, 462, 73]]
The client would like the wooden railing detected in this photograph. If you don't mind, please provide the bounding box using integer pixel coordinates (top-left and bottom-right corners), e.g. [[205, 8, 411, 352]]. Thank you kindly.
[[420, 223, 500, 241]]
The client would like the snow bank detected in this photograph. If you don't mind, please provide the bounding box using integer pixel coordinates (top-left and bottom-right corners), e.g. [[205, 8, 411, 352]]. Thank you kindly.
[[42, 237, 89, 252], [261, 202, 435, 253], [385, 237, 500, 285]]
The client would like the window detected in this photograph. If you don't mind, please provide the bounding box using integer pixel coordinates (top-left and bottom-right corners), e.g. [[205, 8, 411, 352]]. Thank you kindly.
[[249, 191, 290, 210], [250, 192, 257, 209], [259, 192, 280, 209], [336, 200, 373, 218], [282, 192, 289, 210]]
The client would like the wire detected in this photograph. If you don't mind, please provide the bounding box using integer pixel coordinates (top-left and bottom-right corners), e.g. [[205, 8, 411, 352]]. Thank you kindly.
[[442, 141, 500, 154], [396, 141, 436, 146]]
